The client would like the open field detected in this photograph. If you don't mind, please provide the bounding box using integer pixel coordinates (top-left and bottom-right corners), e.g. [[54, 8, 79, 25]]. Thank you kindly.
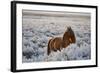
[[22, 10, 91, 63]]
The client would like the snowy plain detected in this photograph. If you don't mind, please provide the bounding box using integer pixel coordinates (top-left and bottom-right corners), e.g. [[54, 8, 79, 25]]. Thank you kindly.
[[22, 10, 91, 63]]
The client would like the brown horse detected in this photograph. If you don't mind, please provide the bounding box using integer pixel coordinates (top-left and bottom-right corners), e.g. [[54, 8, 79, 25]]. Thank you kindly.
[[47, 27, 76, 55]]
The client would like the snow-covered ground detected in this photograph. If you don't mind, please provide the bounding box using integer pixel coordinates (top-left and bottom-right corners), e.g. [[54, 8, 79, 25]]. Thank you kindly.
[[22, 10, 91, 63]]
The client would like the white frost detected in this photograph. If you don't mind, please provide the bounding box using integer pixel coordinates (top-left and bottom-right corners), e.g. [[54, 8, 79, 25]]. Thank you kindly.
[[22, 11, 91, 63]]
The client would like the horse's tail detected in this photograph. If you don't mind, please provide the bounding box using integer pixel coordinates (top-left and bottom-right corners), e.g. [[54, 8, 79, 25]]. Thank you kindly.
[[47, 39, 52, 55]]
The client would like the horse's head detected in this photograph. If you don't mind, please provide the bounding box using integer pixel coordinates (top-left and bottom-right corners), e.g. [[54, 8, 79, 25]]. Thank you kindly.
[[63, 26, 76, 44]]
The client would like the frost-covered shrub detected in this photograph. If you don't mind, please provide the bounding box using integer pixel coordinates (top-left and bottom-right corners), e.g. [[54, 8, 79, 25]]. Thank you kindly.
[[22, 14, 91, 63]]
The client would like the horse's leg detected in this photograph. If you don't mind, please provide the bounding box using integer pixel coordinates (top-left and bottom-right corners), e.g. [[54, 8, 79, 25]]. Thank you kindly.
[[58, 48, 61, 51], [53, 49, 57, 52]]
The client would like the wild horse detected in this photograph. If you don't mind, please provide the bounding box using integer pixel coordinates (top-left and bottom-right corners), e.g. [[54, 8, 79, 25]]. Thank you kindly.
[[47, 27, 76, 55]]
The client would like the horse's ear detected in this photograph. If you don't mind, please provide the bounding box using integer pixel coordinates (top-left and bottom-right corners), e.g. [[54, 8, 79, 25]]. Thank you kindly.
[[69, 26, 71, 28], [69, 27, 72, 31], [69, 26, 73, 31], [69, 26, 71, 29], [67, 26, 71, 30]]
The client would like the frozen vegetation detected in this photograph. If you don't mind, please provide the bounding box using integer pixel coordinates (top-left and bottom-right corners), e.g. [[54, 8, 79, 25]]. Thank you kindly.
[[22, 10, 91, 63]]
